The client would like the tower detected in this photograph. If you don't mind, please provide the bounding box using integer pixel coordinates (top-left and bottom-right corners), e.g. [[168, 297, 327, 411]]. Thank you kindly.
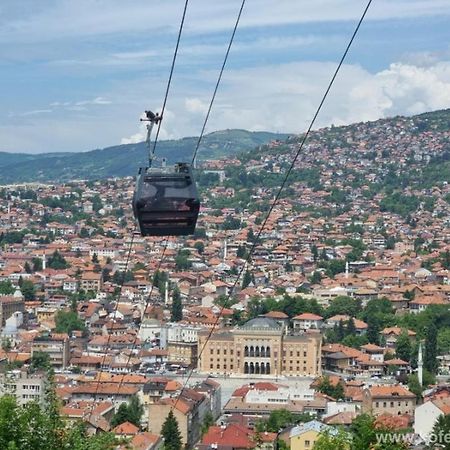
[[164, 281, 169, 305], [223, 238, 228, 261], [418, 341, 423, 387], [42, 253, 46, 271], [345, 261, 349, 279]]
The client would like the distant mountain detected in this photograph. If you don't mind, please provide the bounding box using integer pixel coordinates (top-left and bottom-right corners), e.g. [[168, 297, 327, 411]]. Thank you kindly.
[[0, 129, 289, 184]]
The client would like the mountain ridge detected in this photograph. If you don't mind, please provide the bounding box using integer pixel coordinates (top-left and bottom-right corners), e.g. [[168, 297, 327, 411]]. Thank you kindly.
[[0, 129, 289, 184]]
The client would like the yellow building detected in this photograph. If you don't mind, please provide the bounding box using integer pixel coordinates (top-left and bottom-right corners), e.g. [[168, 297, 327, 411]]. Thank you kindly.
[[197, 316, 322, 377], [285, 420, 339, 450]]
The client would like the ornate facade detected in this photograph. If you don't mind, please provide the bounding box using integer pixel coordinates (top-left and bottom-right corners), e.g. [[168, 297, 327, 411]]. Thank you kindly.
[[197, 317, 322, 377]]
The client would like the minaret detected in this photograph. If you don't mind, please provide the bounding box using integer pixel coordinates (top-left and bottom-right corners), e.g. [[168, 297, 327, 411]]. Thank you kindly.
[[223, 238, 228, 261], [164, 281, 169, 305], [42, 253, 46, 271], [345, 261, 349, 279], [7, 201, 11, 214], [418, 342, 423, 387]]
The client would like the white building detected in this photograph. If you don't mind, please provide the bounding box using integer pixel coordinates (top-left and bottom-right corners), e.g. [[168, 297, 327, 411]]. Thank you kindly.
[[0, 370, 46, 405], [414, 399, 450, 441]]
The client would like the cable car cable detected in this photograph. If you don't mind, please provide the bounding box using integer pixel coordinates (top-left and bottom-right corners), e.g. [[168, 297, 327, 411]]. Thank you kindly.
[[87, 226, 136, 421], [191, 0, 246, 166], [120, 0, 247, 395], [124, 0, 247, 380], [172, 0, 373, 409], [151, 0, 190, 161]]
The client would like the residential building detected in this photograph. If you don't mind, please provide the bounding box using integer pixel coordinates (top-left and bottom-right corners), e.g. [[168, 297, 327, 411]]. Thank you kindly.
[[32, 333, 70, 368], [0, 370, 46, 405], [362, 385, 416, 416], [285, 420, 339, 450], [0, 291, 25, 326], [148, 389, 210, 448], [199, 423, 277, 450]]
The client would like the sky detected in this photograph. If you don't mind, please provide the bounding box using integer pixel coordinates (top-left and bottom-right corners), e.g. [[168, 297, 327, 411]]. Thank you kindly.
[[1, 0, 450, 154]]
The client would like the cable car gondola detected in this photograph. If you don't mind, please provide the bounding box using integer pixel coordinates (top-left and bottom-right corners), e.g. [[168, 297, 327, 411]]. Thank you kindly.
[[132, 110, 200, 237], [133, 162, 200, 236]]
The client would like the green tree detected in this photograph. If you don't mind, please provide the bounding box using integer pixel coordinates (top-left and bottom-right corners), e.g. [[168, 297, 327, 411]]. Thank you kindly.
[[309, 271, 322, 284], [47, 250, 70, 270], [317, 376, 345, 400], [311, 244, 319, 262], [30, 351, 51, 372], [425, 323, 438, 374], [175, 250, 192, 271], [430, 414, 450, 449], [1, 338, 12, 352], [55, 310, 86, 335], [313, 429, 351, 450], [24, 261, 32, 273], [242, 270, 252, 289], [32, 257, 43, 271], [171, 287, 183, 322], [0, 280, 14, 295], [326, 296, 361, 318], [201, 411, 214, 436], [346, 318, 356, 336], [0, 388, 117, 449], [395, 330, 412, 363], [161, 410, 182, 450], [110, 395, 143, 428], [20, 279, 36, 301], [194, 241, 205, 255], [236, 245, 247, 259], [366, 315, 381, 345]]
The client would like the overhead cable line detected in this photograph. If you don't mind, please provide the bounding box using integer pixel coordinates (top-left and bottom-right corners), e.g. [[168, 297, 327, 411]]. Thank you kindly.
[[191, 0, 246, 166], [152, 0, 190, 159], [87, 226, 136, 420], [116, 0, 248, 383], [88, 0, 190, 418], [174, 0, 373, 407]]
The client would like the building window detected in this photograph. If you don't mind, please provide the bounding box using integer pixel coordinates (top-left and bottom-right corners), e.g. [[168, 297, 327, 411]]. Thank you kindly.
[[390, 402, 394, 408], [210, 349, 214, 355], [210, 364, 213, 369], [224, 349, 227, 355], [376, 402, 379, 407], [305, 440, 310, 447], [304, 351, 307, 357], [383, 402, 387, 408]]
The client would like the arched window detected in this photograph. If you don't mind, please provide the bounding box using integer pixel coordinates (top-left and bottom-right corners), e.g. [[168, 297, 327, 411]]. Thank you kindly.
[[255, 346, 260, 357], [250, 362, 255, 374], [250, 346, 254, 357], [266, 362, 271, 374], [260, 347, 266, 357], [255, 362, 260, 374], [244, 346, 249, 357], [266, 346, 271, 357], [261, 363, 266, 375], [244, 362, 249, 374]]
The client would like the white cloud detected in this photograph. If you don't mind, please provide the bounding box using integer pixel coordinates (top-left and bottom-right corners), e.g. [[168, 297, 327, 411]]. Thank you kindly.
[[75, 96, 112, 106], [185, 98, 208, 114], [9, 109, 53, 117], [4, 58, 450, 154], [1, 0, 450, 44]]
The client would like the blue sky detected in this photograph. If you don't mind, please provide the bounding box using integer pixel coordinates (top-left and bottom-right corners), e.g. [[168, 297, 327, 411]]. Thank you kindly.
[[1, 0, 450, 153]]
